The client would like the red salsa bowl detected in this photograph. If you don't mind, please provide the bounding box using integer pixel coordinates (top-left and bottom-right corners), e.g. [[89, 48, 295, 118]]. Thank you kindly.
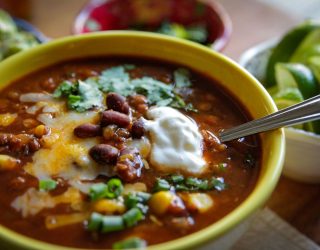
[[73, 0, 232, 51]]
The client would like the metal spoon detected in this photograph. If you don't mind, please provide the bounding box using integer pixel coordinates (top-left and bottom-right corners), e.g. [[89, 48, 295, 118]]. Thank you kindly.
[[219, 95, 320, 142]]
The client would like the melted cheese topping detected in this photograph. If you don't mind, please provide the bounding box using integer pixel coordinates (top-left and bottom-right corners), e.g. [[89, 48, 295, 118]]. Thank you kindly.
[[145, 107, 206, 174], [24, 98, 112, 182]]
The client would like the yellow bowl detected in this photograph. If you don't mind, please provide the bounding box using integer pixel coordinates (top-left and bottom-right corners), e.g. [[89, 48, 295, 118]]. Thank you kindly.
[[0, 31, 285, 250]]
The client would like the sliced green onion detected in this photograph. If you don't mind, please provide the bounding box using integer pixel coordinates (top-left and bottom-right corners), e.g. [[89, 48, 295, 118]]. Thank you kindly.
[[136, 192, 151, 202], [89, 178, 123, 201], [89, 183, 109, 201], [87, 212, 103, 231], [101, 216, 125, 233], [198, 179, 209, 190], [152, 178, 171, 192], [112, 237, 147, 249], [125, 193, 140, 209], [185, 177, 202, 187], [39, 179, 57, 191], [122, 208, 144, 228], [106, 178, 123, 198], [210, 177, 227, 191], [169, 174, 184, 184], [175, 184, 189, 191]]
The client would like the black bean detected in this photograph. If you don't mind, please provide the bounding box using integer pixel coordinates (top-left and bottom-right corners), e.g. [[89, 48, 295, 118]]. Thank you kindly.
[[74, 123, 101, 138], [131, 119, 145, 139], [106, 92, 130, 114], [89, 144, 119, 165], [101, 110, 130, 128]]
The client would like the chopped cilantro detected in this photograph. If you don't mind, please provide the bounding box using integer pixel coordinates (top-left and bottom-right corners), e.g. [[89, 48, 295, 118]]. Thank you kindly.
[[53, 79, 103, 112], [54, 65, 195, 112], [174, 68, 192, 88], [157, 21, 208, 44]]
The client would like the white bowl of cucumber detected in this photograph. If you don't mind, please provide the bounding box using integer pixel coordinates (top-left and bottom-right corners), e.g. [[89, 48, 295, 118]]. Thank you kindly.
[[239, 20, 320, 184]]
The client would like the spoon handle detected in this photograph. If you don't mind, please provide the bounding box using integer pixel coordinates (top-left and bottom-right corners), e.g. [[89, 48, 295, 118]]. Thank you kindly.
[[219, 95, 320, 142]]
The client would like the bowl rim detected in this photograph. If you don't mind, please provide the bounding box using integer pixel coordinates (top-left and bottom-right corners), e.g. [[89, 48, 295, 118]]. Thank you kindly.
[[0, 31, 285, 250], [72, 0, 232, 51]]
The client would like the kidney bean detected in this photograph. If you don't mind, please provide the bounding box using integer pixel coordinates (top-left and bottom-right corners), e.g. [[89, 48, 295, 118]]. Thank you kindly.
[[89, 144, 119, 165], [74, 123, 101, 138], [131, 119, 145, 139], [29, 138, 41, 152], [101, 110, 130, 128], [106, 92, 130, 114]]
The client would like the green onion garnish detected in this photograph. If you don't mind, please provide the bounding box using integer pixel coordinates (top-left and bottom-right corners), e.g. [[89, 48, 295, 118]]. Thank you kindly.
[[106, 178, 123, 198], [87, 212, 103, 231], [185, 177, 202, 187], [209, 177, 227, 191], [112, 237, 146, 249], [89, 178, 123, 201], [152, 178, 171, 192], [169, 174, 184, 184], [122, 208, 144, 228], [101, 215, 125, 233], [89, 183, 109, 201], [39, 179, 57, 191]]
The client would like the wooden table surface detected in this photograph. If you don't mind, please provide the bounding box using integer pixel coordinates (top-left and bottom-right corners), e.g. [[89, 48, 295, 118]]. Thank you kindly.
[[1, 0, 319, 246]]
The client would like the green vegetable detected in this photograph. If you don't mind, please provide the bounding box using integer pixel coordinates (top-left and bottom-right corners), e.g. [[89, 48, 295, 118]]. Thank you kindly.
[[101, 215, 125, 233], [0, 10, 39, 61], [53, 79, 103, 112], [157, 21, 208, 43], [106, 178, 124, 199], [209, 177, 226, 191], [174, 68, 192, 88], [266, 20, 320, 87], [89, 183, 109, 201], [274, 63, 320, 133], [169, 174, 184, 184], [54, 65, 195, 112], [125, 192, 151, 215], [122, 208, 144, 227], [152, 178, 171, 192], [39, 179, 57, 191], [185, 177, 202, 187], [89, 178, 123, 201], [87, 212, 103, 231], [112, 237, 146, 249], [275, 63, 319, 100], [291, 29, 320, 64], [153, 175, 227, 192]]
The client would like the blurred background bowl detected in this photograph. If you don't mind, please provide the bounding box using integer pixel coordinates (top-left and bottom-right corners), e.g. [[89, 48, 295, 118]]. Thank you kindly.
[[73, 0, 232, 51], [239, 40, 320, 184], [14, 17, 49, 43]]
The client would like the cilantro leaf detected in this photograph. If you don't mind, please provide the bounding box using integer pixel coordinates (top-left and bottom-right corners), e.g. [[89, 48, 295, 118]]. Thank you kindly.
[[54, 64, 195, 112], [174, 68, 192, 87], [54, 79, 103, 112]]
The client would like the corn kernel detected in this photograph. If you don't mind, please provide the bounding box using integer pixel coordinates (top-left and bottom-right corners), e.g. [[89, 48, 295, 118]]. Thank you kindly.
[[183, 193, 213, 213], [149, 191, 175, 215], [40, 133, 59, 148], [34, 125, 49, 138], [0, 155, 19, 170], [92, 199, 126, 214], [0, 113, 17, 127]]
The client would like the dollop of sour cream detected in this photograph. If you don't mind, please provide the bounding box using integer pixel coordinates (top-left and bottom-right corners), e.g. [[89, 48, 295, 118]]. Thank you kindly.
[[144, 106, 206, 174]]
